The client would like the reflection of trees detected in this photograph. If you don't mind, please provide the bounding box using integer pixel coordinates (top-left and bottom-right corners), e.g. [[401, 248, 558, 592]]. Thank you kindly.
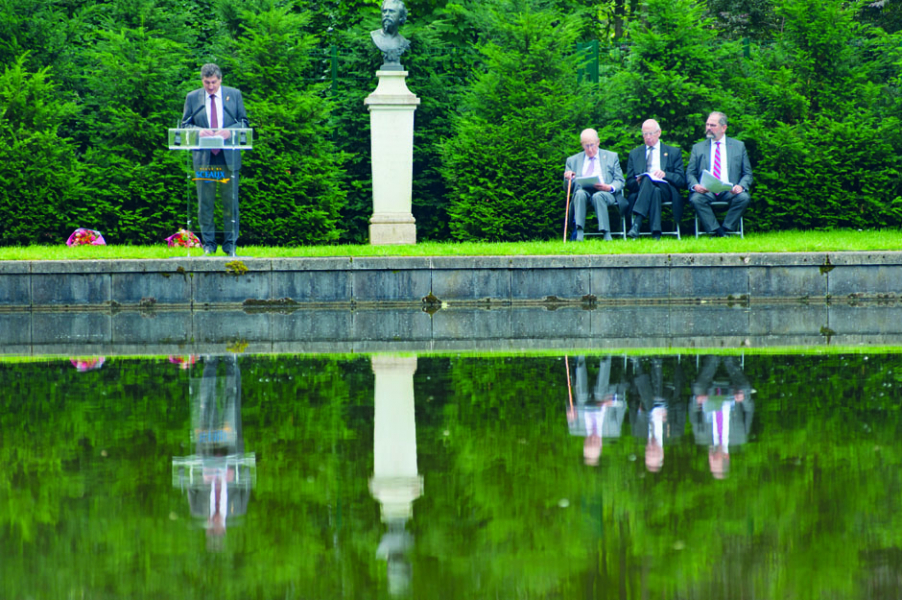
[[1, 354, 902, 597]]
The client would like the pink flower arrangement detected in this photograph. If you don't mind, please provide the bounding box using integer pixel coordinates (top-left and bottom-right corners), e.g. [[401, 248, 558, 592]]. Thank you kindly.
[[70, 356, 106, 372], [168, 355, 197, 369], [165, 229, 201, 248], [66, 228, 106, 246]]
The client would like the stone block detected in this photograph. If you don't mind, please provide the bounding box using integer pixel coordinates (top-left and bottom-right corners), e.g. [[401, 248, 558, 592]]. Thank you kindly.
[[32, 273, 110, 306], [511, 268, 591, 301], [193, 271, 272, 305], [0, 273, 31, 306], [271, 270, 353, 303], [592, 267, 670, 299], [828, 265, 902, 298], [431, 269, 510, 302], [669, 267, 748, 299], [748, 266, 826, 299], [111, 273, 192, 305], [353, 270, 431, 303]]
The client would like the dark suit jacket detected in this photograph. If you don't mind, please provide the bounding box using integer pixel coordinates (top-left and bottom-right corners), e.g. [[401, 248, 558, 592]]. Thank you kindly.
[[181, 86, 248, 172], [625, 142, 686, 221], [686, 136, 753, 192]]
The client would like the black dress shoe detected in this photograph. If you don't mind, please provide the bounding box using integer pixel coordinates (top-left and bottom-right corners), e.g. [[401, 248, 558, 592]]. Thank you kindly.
[[652, 231, 662, 241], [714, 226, 726, 237], [627, 222, 641, 239]]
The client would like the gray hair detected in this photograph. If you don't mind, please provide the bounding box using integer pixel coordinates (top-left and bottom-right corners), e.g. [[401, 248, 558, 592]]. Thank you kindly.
[[200, 63, 222, 79], [709, 111, 728, 127]]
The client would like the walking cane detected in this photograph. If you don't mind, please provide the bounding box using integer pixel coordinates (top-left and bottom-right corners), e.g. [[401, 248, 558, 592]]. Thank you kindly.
[[563, 176, 573, 243], [565, 355, 574, 414]]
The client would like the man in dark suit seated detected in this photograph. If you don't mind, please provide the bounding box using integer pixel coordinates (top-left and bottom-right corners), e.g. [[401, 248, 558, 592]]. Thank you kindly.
[[686, 111, 753, 237], [625, 119, 686, 240]]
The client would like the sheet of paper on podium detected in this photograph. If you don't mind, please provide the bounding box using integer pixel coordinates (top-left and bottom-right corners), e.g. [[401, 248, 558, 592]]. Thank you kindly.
[[700, 169, 733, 193]]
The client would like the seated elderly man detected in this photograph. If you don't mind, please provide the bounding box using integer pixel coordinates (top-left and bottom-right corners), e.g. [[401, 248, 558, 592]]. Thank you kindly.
[[563, 129, 626, 241]]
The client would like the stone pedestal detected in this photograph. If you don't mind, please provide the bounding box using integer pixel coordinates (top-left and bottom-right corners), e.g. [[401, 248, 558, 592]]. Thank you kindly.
[[364, 71, 420, 245]]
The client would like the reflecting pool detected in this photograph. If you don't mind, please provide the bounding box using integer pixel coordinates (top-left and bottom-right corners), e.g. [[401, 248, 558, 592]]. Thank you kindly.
[[2, 351, 902, 599]]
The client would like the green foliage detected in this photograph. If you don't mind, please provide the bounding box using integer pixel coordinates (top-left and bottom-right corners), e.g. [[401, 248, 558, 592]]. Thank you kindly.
[[222, 3, 349, 245], [606, 0, 737, 153], [0, 56, 83, 244], [443, 3, 595, 241], [744, 115, 902, 230]]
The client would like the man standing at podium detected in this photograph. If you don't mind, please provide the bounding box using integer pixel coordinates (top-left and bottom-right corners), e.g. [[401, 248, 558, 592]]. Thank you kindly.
[[181, 63, 248, 257]]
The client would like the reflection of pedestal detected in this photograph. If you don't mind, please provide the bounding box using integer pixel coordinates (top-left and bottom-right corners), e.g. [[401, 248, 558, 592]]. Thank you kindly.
[[364, 71, 420, 246], [369, 356, 421, 596], [369, 356, 423, 520]]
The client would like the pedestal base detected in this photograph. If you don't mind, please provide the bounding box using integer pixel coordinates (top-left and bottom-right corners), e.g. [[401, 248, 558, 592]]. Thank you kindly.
[[369, 213, 417, 245]]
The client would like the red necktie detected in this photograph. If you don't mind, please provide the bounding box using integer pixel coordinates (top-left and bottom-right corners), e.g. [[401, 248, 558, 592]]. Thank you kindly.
[[713, 141, 721, 180], [210, 94, 221, 156]]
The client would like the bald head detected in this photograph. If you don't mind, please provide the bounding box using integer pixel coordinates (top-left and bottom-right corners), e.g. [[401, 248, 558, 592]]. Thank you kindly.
[[580, 129, 600, 158], [641, 120, 662, 146]]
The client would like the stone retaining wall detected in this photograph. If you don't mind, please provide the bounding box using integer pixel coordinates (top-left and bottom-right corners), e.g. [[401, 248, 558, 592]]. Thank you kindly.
[[0, 252, 899, 309]]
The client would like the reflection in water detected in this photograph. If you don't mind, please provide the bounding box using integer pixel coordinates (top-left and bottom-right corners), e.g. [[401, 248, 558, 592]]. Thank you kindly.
[[690, 355, 755, 479], [629, 356, 686, 473], [4, 351, 902, 598], [369, 356, 423, 596], [172, 355, 256, 550], [566, 356, 628, 466]]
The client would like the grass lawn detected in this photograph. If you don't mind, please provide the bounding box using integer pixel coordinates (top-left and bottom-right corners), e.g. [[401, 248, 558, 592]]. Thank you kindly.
[[0, 229, 900, 260]]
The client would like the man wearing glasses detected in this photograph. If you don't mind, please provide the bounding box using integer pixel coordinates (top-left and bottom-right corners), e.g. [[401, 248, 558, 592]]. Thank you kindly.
[[625, 119, 686, 240], [563, 129, 626, 241], [686, 112, 752, 237]]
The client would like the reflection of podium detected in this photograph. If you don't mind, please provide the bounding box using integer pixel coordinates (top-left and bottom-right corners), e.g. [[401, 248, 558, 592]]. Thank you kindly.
[[167, 128, 254, 254]]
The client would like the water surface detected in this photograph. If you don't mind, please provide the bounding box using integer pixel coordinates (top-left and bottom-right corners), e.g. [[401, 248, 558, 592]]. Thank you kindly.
[[2, 352, 901, 599]]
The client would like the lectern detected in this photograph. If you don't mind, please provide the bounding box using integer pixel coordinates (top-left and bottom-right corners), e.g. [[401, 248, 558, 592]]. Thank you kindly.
[[167, 127, 253, 255]]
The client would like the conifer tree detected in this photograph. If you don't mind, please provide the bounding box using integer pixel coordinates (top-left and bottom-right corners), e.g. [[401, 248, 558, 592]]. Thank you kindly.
[[442, 1, 595, 241]]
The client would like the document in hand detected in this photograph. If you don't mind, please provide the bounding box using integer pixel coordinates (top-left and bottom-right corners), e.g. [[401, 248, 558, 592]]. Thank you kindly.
[[638, 172, 666, 183], [575, 174, 603, 188], [700, 170, 733, 194]]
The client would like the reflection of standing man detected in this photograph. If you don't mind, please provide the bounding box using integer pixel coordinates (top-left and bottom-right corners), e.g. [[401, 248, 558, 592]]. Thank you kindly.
[[170, 355, 255, 552], [181, 63, 248, 257], [370, 0, 410, 69], [690, 355, 754, 479], [566, 356, 628, 466], [629, 357, 686, 473]]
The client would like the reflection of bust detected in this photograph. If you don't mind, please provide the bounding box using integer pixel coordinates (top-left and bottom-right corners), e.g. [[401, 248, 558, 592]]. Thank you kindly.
[[370, 0, 410, 70]]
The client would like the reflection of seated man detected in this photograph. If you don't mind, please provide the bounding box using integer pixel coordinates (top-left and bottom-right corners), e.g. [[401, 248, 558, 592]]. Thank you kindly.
[[188, 355, 251, 544], [689, 355, 754, 479], [567, 356, 628, 466], [629, 357, 686, 472], [370, 0, 410, 68]]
